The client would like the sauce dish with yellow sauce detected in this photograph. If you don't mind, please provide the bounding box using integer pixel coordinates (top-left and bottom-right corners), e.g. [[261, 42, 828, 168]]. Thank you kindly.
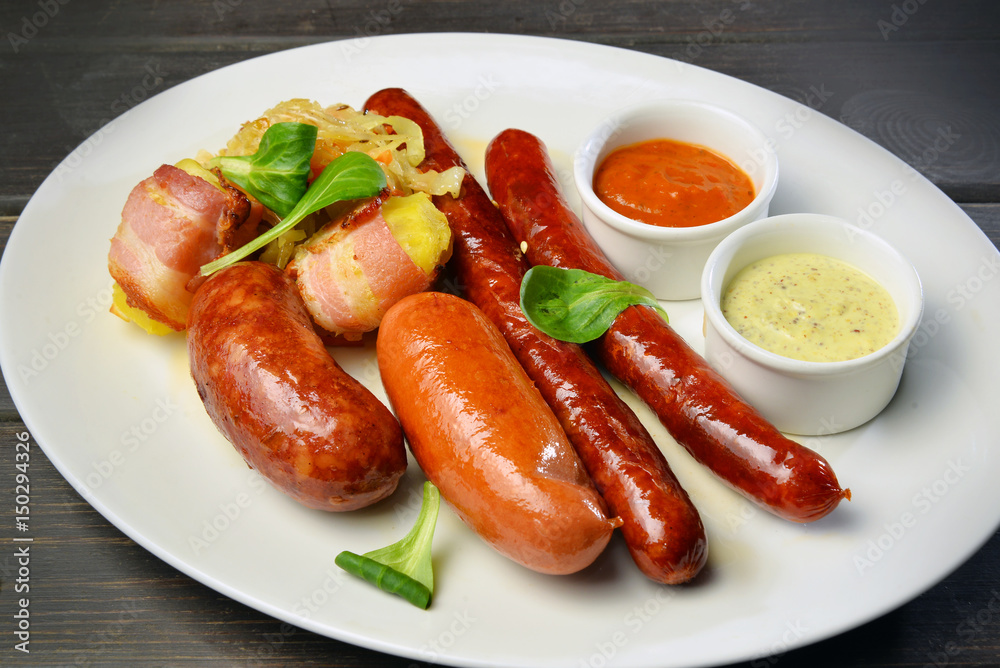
[[574, 100, 779, 301], [701, 213, 923, 435]]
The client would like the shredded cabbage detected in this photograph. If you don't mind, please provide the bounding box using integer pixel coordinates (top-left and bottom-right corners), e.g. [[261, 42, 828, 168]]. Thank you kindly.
[[215, 99, 463, 198], [258, 227, 308, 269], [203, 98, 464, 266]]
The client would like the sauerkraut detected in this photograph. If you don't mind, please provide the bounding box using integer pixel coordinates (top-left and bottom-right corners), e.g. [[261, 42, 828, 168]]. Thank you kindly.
[[198, 98, 464, 268], [210, 98, 463, 199]]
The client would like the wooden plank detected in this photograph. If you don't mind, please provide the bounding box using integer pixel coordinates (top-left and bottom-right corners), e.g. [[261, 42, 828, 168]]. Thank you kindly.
[[3, 39, 998, 211], [1, 0, 997, 43]]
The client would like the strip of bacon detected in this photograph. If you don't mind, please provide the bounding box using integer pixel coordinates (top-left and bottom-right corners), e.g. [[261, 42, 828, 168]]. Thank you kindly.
[[108, 164, 261, 331], [287, 196, 444, 338]]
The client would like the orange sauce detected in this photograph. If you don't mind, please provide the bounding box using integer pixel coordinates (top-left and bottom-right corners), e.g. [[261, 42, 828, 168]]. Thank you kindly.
[[593, 139, 755, 228]]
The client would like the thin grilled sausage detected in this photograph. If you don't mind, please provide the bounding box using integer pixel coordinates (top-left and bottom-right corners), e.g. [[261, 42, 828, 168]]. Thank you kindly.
[[484, 128, 849, 523], [364, 88, 707, 583]]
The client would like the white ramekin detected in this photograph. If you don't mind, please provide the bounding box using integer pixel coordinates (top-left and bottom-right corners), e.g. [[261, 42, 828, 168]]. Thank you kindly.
[[701, 213, 923, 436], [574, 99, 779, 301]]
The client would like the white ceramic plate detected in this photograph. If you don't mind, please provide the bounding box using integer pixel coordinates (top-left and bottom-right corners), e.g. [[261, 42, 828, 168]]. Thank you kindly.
[[2, 33, 999, 668]]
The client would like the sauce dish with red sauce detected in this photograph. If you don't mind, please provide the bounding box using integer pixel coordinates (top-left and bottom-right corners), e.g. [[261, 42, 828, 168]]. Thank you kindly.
[[574, 100, 779, 300]]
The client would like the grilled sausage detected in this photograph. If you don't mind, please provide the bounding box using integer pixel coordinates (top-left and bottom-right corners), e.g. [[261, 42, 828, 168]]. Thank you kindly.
[[377, 291, 616, 574], [187, 261, 406, 511]]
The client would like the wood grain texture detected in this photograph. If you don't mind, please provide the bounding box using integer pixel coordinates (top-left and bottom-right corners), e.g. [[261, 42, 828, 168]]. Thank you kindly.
[[2, 2, 998, 210], [1, 0, 999, 665]]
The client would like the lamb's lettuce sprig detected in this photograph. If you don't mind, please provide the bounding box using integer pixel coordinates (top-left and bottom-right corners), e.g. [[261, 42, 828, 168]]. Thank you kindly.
[[335, 482, 441, 610]]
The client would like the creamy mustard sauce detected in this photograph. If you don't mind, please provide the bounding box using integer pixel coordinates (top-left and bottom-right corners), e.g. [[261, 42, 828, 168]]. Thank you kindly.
[[721, 253, 899, 362]]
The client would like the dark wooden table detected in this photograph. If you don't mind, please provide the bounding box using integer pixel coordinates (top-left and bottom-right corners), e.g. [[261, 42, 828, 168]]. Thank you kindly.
[[2, 1, 999, 666]]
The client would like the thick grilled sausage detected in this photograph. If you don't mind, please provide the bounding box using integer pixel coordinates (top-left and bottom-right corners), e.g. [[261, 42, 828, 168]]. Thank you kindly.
[[484, 128, 850, 523], [187, 261, 406, 511], [377, 291, 616, 574], [365, 88, 706, 583]]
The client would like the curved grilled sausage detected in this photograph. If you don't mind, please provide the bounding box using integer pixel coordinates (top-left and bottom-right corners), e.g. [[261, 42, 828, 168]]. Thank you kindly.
[[187, 261, 406, 511], [377, 291, 616, 574], [365, 88, 707, 583], [484, 128, 850, 523]]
